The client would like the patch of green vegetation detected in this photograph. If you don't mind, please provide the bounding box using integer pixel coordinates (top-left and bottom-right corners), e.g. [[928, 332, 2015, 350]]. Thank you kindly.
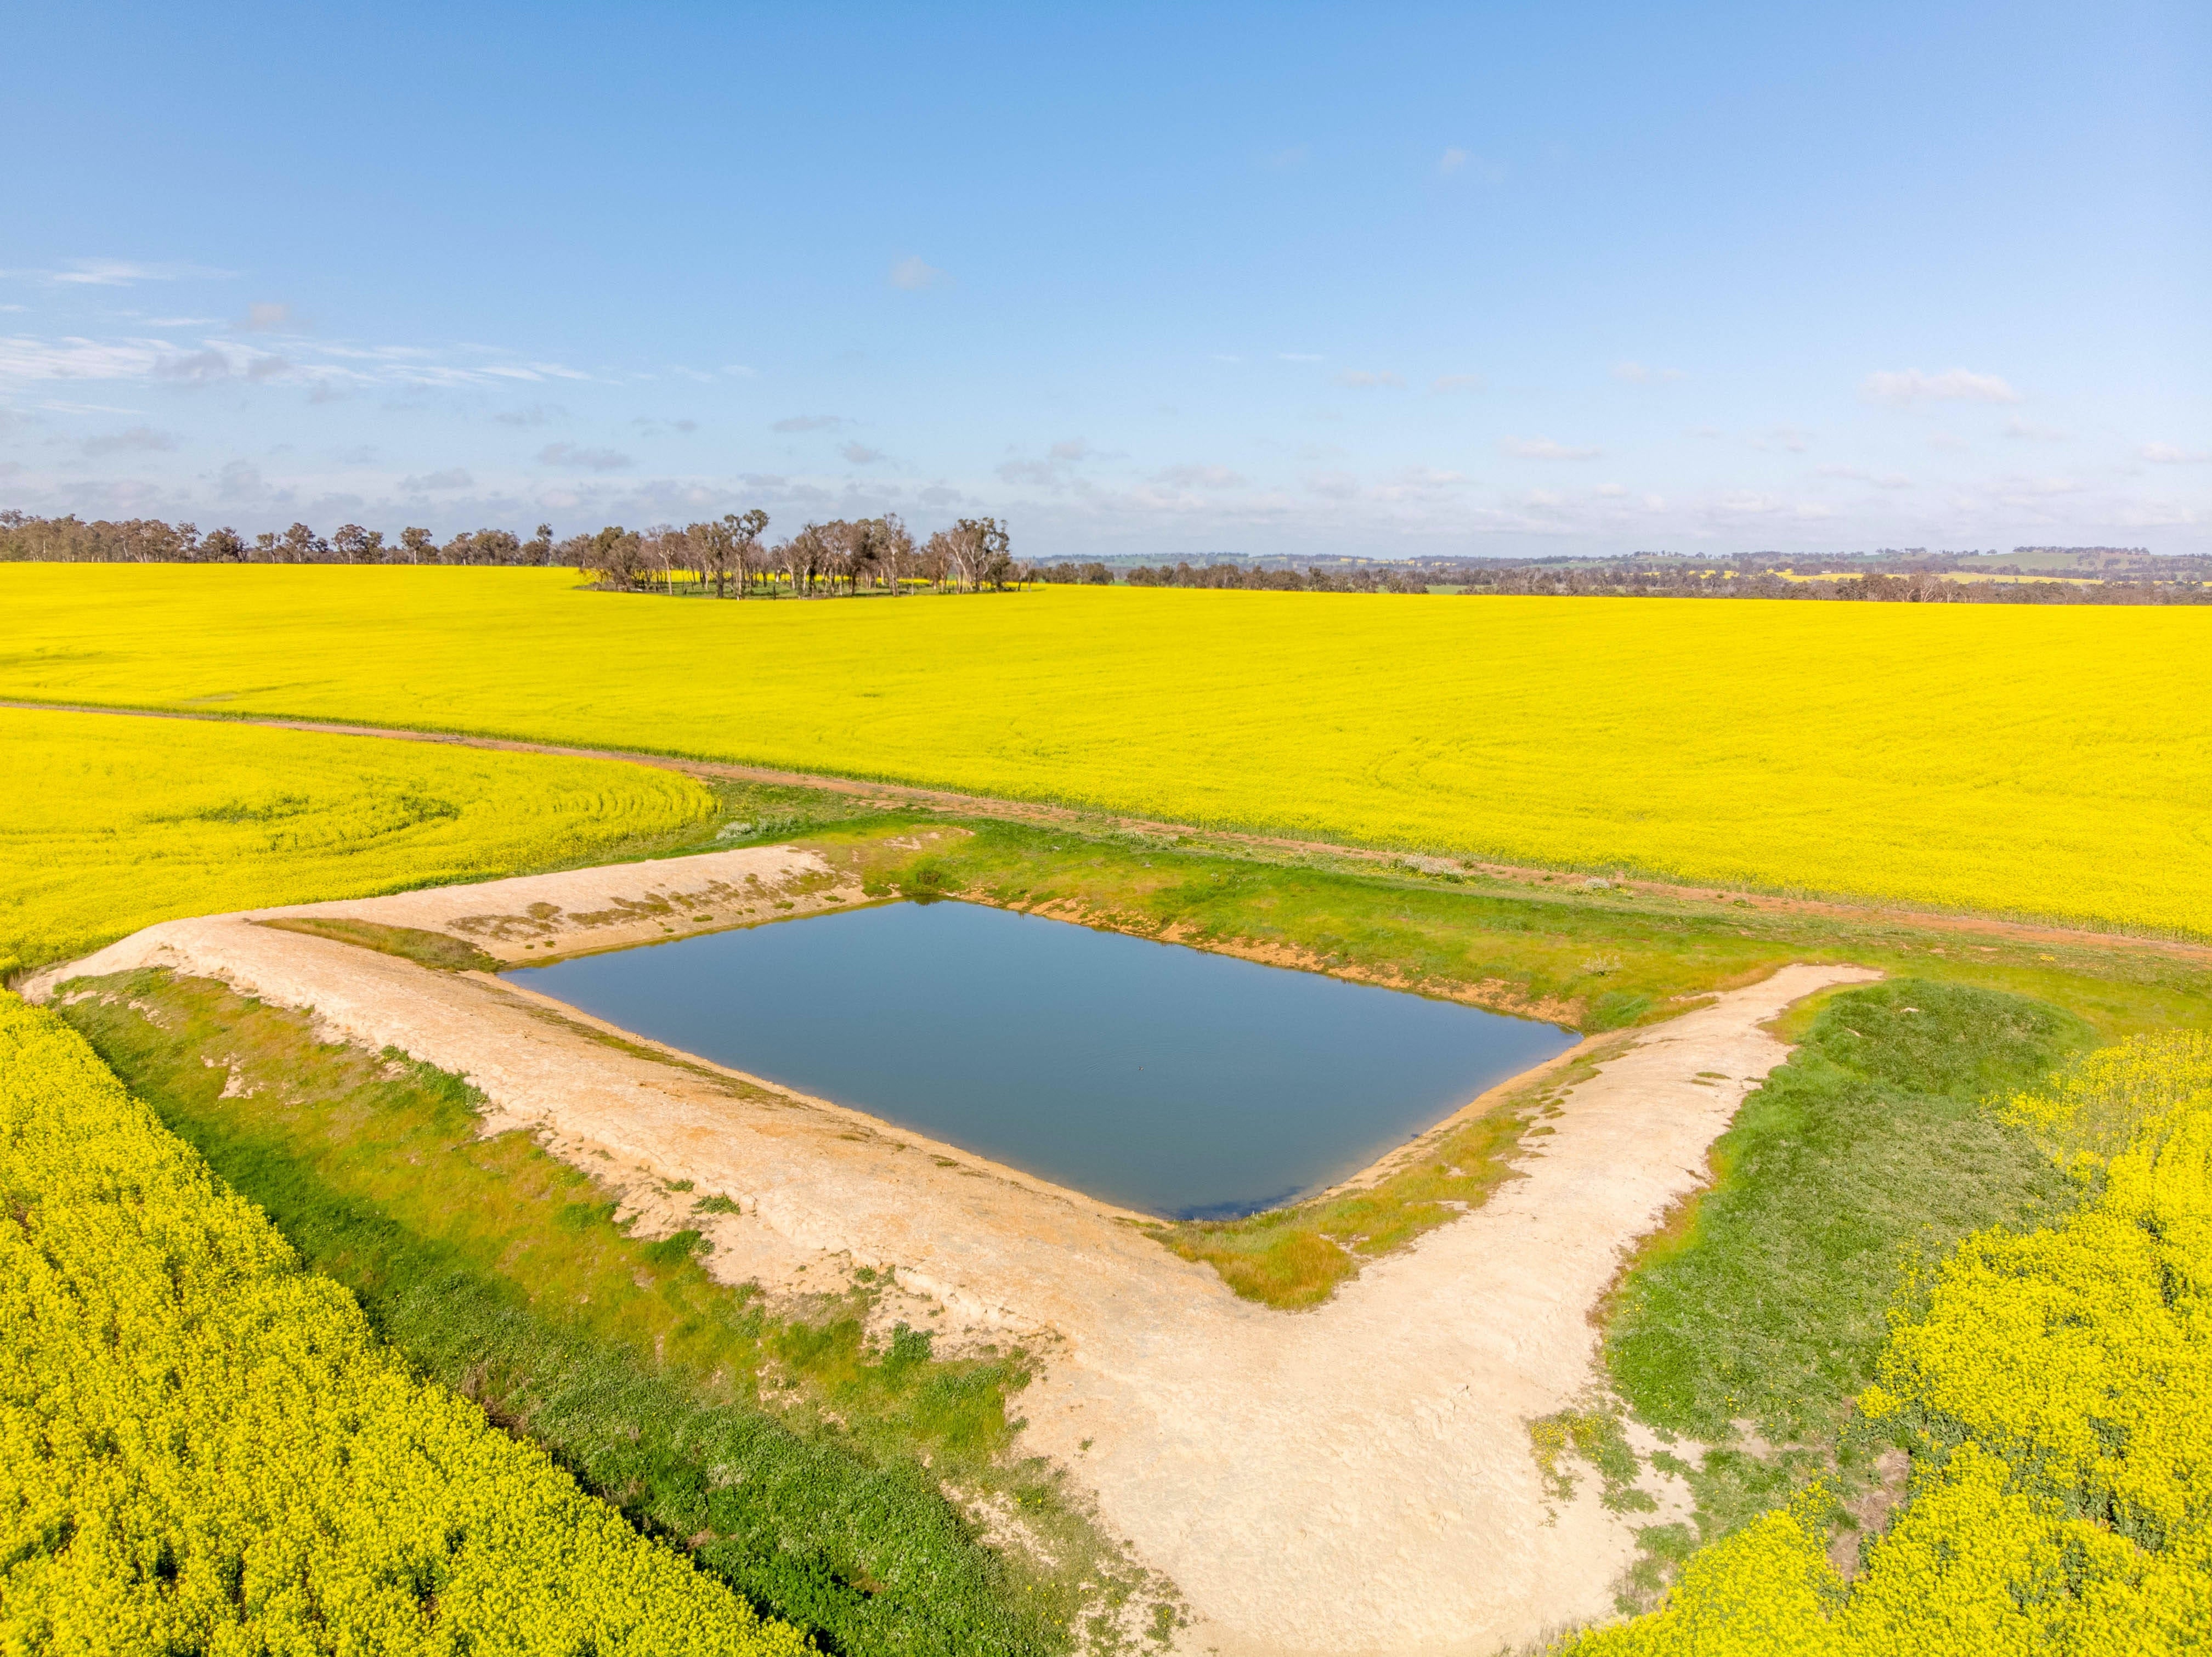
[[766, 808, 2212, 1310], [1150, 1039, 1617, 1309], [794, 811, 2212, 1046], [1583, 978, 2092, 1604], [1530, 1401, 1651, 1512], [256, 914, 500, 972], [62, 969, 1163, 1657], [1606, 979, 2091, 1444]]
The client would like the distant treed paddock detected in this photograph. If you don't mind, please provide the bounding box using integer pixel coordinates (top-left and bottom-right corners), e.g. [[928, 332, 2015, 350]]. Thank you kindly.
[[0, 509, 1031, 598], [4, 510, 2208, 603]]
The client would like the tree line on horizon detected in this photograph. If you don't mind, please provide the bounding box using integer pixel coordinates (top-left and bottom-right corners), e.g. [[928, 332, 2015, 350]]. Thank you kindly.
[[0, 510, 1029, 596], [3, 509, 2204, 604], [1453, 561, 2212, 605]]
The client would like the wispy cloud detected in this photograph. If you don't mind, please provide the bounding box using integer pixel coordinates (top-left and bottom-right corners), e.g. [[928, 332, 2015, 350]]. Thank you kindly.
[[1155, 463, 1247, 490], [1862, 367, 2022, 405], [2003, 417, 2069, 441], [2143, 442, 2210, 464], [1261, 144, 1308, 170], [1816, 464, 1911, 489], [889, 255, 949, 291], [81, 425, 177, 456], [19, 258, 235, 287], [1277, 352, 1323, 363], [1613, 360, 1684, 383], [402, 468, 474, 491], [216, 460, 268, 497], [238, 302, 297, 333], [771, 414, 845, 433], [538, 443, 632, 472], [841, 442, 884, 465], [997, 438, 1097, 489], [0, 328, 587, 392], [1749, 425, 1812, 454], [1434, 149, 1506, 184], [155, 349, 236, 386], [1336, 369, 1402, 388], [1500, 436, 1599, 460], [1429, 373, 1483, 393]]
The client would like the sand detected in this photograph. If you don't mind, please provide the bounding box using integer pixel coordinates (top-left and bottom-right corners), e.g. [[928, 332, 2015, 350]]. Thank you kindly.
[[30, 857, 1879, 1655]]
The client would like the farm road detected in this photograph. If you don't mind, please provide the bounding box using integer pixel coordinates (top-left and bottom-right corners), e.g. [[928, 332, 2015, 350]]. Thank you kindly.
[[7, 698, 2204, 966], [32, 854, 1879, 1654]]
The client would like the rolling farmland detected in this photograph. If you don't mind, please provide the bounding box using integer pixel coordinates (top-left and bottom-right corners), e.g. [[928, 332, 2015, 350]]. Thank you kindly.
[[3, 564, 2207, 935], [0, 704, 715, 977]]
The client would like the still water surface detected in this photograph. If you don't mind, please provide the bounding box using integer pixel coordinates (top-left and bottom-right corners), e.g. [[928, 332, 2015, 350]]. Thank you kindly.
[[507, 900, 1575, 1219]]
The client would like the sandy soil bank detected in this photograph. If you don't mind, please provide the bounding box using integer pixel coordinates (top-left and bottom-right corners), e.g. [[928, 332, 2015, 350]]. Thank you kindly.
[[31, 858, 1878, 1655], [255, 843, 866, 962]]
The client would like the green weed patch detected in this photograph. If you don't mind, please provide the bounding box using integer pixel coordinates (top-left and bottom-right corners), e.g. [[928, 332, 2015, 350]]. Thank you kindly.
[[61, 970, 1156, 1657]]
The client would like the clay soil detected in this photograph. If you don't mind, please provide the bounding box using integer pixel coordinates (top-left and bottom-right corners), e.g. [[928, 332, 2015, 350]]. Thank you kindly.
[[31, 856, 1879, 1655]]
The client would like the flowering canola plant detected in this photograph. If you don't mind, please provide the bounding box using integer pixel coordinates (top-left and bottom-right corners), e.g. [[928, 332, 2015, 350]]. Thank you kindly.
[[1561, 1033, 2212, 1654], [0, 991, 805, 1654], [0, 704, 715, 979], [3, 566, 2207, 935]]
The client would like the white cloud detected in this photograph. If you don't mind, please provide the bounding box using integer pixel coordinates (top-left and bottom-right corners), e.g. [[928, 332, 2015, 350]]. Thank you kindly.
[[841, 442, 885, 465], [216, 460, 268, 497], [1048, 437, 1092, 461], [771, 414, 845, 433], [1155, 463, 1247, 490], [402, 468, 474, 491], [1613, 360, 1684, 383], [155, 349, 235, 385], [239, 302, 296, 333], [1336, 369, 1402, 388], [1749, 425, 1812, 454], [2143, 442, 2210, 464], [81, 425, 177, 456], [538, 443, 631, 472], [997, 457, 1062, 486], [1429, 374, 1483, 393], [889, 255, 949, 291], [30, 258, 234, 287], [2003, 417, 2068, 441], [1816, 464, 1912, 489], [0, 329, 589, 392], [1861, 367, 2023, 405], [1500, 436, 1600, 460], [1438, 146, 1468, 175]]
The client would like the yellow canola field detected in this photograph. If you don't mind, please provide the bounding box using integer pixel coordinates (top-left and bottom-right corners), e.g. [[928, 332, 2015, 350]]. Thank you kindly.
[[0, 992, 802, 1655], [1563, 1033, 2212, 1654], [0, 704, 715, 979], [2, 564, 2208, 935]]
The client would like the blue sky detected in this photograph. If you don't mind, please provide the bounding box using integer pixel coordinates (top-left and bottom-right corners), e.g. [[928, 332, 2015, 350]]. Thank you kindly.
[[3, 1, 2205, 558]]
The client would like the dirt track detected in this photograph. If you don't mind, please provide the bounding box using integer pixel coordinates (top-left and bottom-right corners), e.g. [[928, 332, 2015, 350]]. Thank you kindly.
[[7, 697, 2204, 965], [30, 854, 1880, 1655]]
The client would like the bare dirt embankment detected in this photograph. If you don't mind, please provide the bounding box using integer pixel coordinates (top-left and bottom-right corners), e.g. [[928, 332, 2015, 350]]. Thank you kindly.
[[30, 855, 1879, 1656]]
